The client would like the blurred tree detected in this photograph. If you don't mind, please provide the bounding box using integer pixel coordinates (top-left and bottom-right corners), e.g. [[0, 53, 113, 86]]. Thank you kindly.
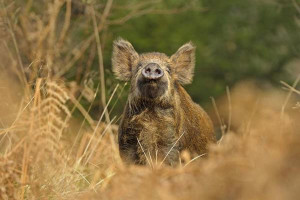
[[7, 0, 300, 118], [107, 0, 300, 108]]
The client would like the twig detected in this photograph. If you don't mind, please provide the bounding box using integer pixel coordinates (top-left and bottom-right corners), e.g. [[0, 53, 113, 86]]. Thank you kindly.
[[183, 153, 207, 168], [58, 0, 71, 48], [73, 169, 96, 192], [80, 84, 119, 162], [292, 0, 300, 14], [68, 83, 100, 161], [109, 82, 128, 115], [211, 97, 226, 142], [91, 7, 110, 124], [160, 131, 185, 167], [56, 36, 93, 77], [84, 116, 116, 166], [281, 74, 300, 118], [1, 0, 28, 91], [226, 86, 232, 133], [111, 0, 161, 10], [280, 80, 300, 95], [93, 172, 115, 190], [107, 3, 199, 25], [107, 8, 155, 25], [98, 0, 114, 30], [148, 150, 154, 167], [69, 94, 95, 127], [137, 137, 152, 167]]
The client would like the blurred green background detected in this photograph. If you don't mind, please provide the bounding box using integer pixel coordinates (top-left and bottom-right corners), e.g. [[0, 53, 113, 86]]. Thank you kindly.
[[104, 0, 300, 116], [10, 0, 300, 118]]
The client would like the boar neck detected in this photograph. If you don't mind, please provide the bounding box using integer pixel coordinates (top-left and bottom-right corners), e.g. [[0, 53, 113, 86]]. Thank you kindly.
[[122, 94, 180, 165], [128, 97, 174, 116]]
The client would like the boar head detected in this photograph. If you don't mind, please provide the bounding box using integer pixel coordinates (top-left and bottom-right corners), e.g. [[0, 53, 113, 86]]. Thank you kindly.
[[112, 38, 195, 103]]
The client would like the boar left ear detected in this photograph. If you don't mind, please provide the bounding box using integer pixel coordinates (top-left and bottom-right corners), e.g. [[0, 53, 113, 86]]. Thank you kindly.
[[170, 42, 196, 85], [112, 38, 139, 81]]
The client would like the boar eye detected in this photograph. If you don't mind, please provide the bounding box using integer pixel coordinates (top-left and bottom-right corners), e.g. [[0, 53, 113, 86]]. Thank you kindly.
[[136, 63, 142, 70], [166, 66, 171, 74]]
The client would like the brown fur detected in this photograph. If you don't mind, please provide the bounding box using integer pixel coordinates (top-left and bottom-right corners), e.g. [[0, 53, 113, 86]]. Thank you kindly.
[[112, 38, 215, 165]]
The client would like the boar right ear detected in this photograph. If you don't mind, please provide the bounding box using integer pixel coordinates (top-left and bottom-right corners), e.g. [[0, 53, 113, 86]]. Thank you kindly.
[[170, 42, 195, 85], [112, 38, 139, 81]]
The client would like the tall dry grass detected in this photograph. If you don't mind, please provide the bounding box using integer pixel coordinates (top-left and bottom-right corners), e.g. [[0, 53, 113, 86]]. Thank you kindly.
[[82, 80, 300, 200], [0, 1, 122, 199], [1, 61, 299, 200], [0, 0, 300, 200]]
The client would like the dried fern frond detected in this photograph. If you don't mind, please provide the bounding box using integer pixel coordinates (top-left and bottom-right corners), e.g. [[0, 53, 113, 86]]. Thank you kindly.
[[0, 156, 20, 200], [26, 78, 71, 162]]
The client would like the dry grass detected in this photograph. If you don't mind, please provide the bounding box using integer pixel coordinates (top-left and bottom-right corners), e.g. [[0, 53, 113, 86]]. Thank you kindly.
[[0, 74, 121, 199], [1, 65, 299, 200], [0, 1, 300, 199], [80, 80, 300, 200]]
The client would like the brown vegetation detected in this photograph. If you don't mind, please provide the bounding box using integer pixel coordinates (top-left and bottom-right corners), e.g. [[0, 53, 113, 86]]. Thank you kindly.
[[82, 80, 300, 200], [1, 68, 299, 199]]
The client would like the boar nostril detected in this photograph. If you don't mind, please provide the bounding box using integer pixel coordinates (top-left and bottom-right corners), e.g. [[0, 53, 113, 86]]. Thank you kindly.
[[155, 69, 161, 75]]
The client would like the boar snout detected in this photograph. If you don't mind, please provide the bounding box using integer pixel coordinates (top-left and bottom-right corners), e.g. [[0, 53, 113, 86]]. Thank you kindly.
[[141, 63, 164, 80]]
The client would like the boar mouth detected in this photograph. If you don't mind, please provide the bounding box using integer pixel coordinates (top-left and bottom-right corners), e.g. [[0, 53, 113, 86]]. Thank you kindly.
[[137, 78, 167, 99]]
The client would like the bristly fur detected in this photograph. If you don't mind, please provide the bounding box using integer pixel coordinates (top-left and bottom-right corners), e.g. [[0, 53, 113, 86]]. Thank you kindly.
[[113, 38, 215, 165], [170, 42, 196, 85], [112, 38, 139, 81]]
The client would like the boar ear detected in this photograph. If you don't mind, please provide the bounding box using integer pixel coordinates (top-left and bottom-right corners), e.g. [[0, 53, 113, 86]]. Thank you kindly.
[[112, 38, 139, 81], [170, 42, 196, 85]]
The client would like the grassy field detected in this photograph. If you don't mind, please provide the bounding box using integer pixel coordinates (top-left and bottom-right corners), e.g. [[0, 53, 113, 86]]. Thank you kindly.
[[0, 1, 300, 199]]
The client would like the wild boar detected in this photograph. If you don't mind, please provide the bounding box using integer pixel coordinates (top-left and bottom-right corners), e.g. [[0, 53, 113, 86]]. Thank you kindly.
[[112, 38, 215, 166]]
